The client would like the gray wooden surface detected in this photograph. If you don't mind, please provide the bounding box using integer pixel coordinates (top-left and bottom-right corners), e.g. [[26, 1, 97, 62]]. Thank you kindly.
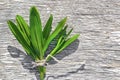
[[0, 0, 120, 80]]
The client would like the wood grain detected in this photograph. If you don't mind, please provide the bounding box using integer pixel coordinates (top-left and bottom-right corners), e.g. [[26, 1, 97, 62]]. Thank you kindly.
[[0, 0, 120, 80]]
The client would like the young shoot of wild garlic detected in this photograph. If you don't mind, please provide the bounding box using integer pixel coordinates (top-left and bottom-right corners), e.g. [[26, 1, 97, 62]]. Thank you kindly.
[[7, 6, 79, 80]]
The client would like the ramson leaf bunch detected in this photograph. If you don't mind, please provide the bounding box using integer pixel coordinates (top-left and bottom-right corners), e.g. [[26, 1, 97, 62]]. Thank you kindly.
[[7, 6, 79, 80]]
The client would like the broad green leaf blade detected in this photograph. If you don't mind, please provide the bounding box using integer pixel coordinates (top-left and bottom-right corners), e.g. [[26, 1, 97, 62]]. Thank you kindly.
[[50, 25, 67, 45], [7, 20, 23, 45], [56, 34, 80, 53], [43, 17, 67, 52], [55, 36, 64, 48], [30, 6, 44, 59], [43, 14, 53, 40], [50, 36, 65, 55], [56, 25, 68, 39], [46, 34, 79, 61], [7, 20, 36, 59], [16, 15, 30, 45]]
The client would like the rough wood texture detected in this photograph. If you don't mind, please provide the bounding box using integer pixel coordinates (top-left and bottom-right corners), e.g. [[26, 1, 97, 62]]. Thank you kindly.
[[0, 0, 120, 80]]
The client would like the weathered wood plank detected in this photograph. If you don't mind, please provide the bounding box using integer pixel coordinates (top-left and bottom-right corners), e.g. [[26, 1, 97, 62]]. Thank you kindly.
[[0, 0, 120, 80]]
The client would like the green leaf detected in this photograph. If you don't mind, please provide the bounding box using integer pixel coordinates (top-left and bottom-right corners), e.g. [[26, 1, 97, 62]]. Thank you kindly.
[[16, 15, 30, 45], [7, 20, 36, 59], [56, 34, 80, 53], [47, 34, 79, 60], [66, 28, 73, 38], [43, 14, 53, 41], [57, 25, 68, 39], [30, 6, 44, 59], [46, 34, 79, 61], [50, 36, 64, 55], [43, 17, 67, 53], [50, 25, 67, 45]]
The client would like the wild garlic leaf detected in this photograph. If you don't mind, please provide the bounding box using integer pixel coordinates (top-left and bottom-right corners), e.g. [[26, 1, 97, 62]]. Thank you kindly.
[[16, 15, 30, 45], [7, 6, 79, 80], [7, 20, 36, 59], [43, 14, 53, 41], [43, 17, 67, 53], [30, 6, 44, 59]]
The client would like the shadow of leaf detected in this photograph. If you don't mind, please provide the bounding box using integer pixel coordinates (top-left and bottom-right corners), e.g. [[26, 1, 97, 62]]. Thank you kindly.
[[47, 39, 80, 64], [46, 64, 85, 80], [7, 39, 80, 80], [7, 46, 39, 80]]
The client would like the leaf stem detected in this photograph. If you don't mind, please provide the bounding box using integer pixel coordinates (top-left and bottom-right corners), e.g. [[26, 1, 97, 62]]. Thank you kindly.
[[38, 66, 46, 80]]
